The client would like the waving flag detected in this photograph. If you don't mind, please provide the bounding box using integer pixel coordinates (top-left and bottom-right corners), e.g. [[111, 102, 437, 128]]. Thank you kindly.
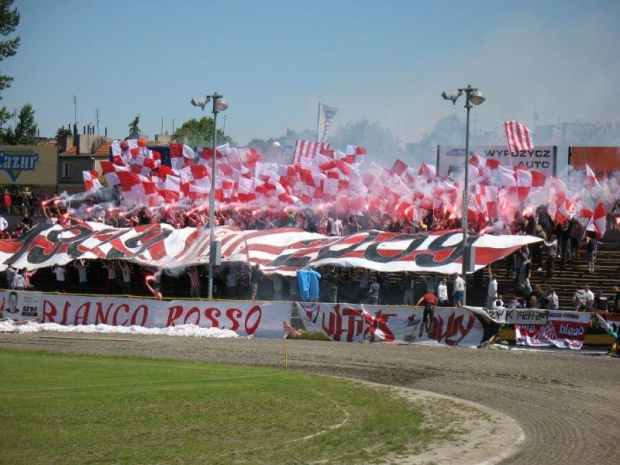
[[82, 170, 101, 191], [317, 102, 339, 143], [292, 140, 331, 165], [283, 320, 301, 338], [504, 120, 534, 153]]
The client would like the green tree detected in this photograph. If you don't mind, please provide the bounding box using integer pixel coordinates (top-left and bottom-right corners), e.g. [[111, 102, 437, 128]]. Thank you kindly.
[[11, 103, 37, 145], [56, 126, 72, 152], [0, 0, 20, 129], [128, 115, 141, 138], [173, 117, 235, 147]]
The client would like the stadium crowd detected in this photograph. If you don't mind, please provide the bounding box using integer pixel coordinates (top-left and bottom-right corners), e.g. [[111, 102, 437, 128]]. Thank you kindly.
[[1, 194, 619, 313]]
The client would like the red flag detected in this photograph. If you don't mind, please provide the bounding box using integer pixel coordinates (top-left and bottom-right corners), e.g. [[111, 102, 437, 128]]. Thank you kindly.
[[504, 120, 534, 153], [292, 140, 331, 165], [283, 321, 301, 338]]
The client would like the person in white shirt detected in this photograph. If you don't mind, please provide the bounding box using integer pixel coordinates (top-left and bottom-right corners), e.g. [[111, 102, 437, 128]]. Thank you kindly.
[[0, 215, 8, 232], [487, 268, 498, 309], [12, 272, 26, 290], [453, 273, 465, 307], [403, 272, 416, 305], [437, 278, 449, 306], [53, 264, 67, 292], [584, 284, 595, 311]]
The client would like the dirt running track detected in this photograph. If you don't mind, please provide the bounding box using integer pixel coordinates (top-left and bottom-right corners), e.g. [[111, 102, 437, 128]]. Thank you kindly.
[[1, 333, 619, 464]]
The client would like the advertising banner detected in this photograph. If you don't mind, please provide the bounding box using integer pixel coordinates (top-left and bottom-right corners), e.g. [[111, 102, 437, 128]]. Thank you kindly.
[[514, 310, 590, 350], [295, 302, 499, 346], [1, 290, 43, 320], [487, 308, 549, 325], [437, 145, 557, 177], [0, 292, 291, 338], [569, 146, 620, 178], [0, 145, 58, 185]]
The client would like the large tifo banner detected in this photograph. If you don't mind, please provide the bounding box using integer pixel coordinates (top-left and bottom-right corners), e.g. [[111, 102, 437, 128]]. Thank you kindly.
[[0, 222, 542, 276], [295, 302, 499, 347], [514, 310, 591, 350], [437, 145, 557, 177], [0, 291, 290, 338]]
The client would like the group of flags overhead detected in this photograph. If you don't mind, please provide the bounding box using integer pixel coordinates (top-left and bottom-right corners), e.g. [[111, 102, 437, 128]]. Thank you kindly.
[[78, 115, 614, 238]]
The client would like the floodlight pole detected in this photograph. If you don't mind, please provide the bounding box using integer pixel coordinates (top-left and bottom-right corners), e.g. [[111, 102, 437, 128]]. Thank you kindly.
[[442, 84, 484, 306], [461, 85, 474, 306], [192, 92, 226, 300]]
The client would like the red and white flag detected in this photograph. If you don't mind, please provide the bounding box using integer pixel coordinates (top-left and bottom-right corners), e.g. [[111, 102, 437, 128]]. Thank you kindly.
[[586, 203, 607, 238], [292, 140, 331, 165], [82, 170, 101, 191], [504, 120, 534, 153], [283, 320, 301, 338]]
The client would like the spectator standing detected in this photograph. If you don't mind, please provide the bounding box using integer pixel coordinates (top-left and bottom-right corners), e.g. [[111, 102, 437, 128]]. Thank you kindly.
[[544, 235, 558, 278], [226, 267, 238, 299], [487, 270, 498, 309], [324, 266, 342, 303], [250, 264, 262, 301], [102, 260, 118, 294], [5, 266, 16, 289], [186, 266, 201, 299], [594, 289, 609, 311], [613, 286, 620, 312], [585, 235, 597, 273], [271, 274, 283, 301], [0, 214, 7, 233], [118, 261, 132, 295], [453, 273, 465, 307], [403, 272, 416, 305], [561, 221, 572, 265], [416, 290, 438, 337], [437, 278, 449, 306], [21, 268, 36, 290], [12, 270, 26, 290], [2, 189, 11, 214], [73, 259, 88, 289], [52, 264, 67, 292], [366, 276, 380, 305], [358, 269, 370, 303], [584, 285, 595, 311]]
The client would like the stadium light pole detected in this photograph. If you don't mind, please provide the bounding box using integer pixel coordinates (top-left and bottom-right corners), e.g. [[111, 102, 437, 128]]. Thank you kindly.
[[441, 85, 485, 305], [191, 93, 229, 299]]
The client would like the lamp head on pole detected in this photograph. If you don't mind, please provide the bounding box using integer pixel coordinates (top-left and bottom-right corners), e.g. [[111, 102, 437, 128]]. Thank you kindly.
[[215, 98, 229, 113], [469, 90, 486, 106], [441, 90, 462, 105], [191, 96, 211, 111]]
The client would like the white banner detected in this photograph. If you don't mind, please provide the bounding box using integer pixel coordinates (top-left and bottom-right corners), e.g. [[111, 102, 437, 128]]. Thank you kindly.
[[1, 290, 43, 320], [437, 145, 557, 176], [0, 292, 291, 338], [487, 307, 549, 325], [295, 302, 498, 347]]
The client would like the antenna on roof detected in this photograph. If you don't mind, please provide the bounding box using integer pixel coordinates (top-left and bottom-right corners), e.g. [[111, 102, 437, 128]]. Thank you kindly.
[[73, 96, 78, 126], [95, 108, 100, 134]]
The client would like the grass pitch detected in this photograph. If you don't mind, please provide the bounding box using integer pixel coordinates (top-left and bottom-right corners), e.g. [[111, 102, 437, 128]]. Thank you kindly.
[[0, 349, 458, 464]]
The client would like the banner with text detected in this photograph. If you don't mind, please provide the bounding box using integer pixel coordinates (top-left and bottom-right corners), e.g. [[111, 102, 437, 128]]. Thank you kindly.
[[487, 307, 549, 325], [295, 302, 499, 346], [437, 145, 557, 177], [0, 292, 290, 338], [1, 290, 43, 320], [514, 310, 590, 350]]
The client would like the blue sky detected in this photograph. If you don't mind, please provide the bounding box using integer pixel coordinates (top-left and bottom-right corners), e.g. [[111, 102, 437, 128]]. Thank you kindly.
[[3, 0, 619, 148]]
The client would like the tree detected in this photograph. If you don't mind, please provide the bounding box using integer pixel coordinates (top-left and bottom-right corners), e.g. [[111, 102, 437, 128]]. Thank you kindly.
[[0, 0, 20, 129], [10, 103, 37, 145], [172, 117, 235, 147], [56, 126, 72, 152], [328, 120, 406, 167], [128, 115, 141, 139]]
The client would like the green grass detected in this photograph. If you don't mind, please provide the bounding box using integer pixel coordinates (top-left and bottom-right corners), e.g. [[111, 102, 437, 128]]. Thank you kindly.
[[0, 349, 459, 464]]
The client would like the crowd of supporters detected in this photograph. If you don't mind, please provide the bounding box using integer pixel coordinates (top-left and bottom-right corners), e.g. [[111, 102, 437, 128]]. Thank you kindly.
[[0, 195, 619, 312]]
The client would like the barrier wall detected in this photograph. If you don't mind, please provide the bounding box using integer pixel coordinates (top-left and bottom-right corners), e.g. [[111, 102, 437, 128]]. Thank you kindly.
[[0, 291, 499, 347]]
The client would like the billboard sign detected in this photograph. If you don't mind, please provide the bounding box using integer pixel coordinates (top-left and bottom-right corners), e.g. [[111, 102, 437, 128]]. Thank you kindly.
[[437, 145, 557, 177]]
